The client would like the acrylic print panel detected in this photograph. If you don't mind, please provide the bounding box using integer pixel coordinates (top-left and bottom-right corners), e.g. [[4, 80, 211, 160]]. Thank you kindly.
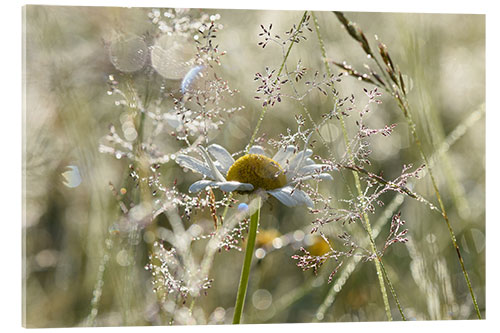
[[22, 5, 485, 327]]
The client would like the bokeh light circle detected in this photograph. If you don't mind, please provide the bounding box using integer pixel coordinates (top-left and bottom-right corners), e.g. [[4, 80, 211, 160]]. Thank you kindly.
[[151, 34, 196, 79], [109, 35, 148, 73]]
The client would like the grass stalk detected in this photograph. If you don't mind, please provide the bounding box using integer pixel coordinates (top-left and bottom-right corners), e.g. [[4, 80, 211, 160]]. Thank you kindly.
[[314, 194, 405, 321], [261, 195, 404, 323], [363, 40, 481, 318], [313, 105, 483, 320], [395, 95, 481, 319], [246, 11, 308, 152], [404, 34, 472, 219], [233, 197, 261, 324], [312, 11, 406, 321], [329, 11, 481, 319]]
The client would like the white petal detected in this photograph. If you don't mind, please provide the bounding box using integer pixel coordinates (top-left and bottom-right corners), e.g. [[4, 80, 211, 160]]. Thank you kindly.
[[272, 145, 297, 167], [248, 145, 267, 156], [304, 158, 317, 166], [298, 163, 330, 176], [217, 181, 254, 192], [176, 155, 213, 179], [213, 161, 226, 174], [288, 149, 313, 171], [198, 146, 226, 182], [292, 173, 333, 183], [268, 186, 314, 208], [189, 180, 216, 193], [286, 149, 313, 181], [289, 188, 314, 208], [268, 187, 297, 207], [287, 132, 314, 177], [207, 144, 235, 173]]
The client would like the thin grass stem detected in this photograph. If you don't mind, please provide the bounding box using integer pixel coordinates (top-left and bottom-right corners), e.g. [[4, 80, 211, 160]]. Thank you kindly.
[[314, 193, 405, 321], [315, 103, 482, 320], [396, 96, 482, 319], [370, 48, 481, 318], [331, 11, 481, 319], [246, 11, 308, 153], [311, 11, 410, 321]]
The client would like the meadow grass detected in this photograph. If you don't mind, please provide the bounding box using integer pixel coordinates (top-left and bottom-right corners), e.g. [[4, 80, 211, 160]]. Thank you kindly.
[[23, 6, 485, 326]]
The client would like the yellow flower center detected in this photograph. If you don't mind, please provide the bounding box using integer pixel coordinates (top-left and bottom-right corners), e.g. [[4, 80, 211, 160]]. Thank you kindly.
[[226, 154, 287, 191]]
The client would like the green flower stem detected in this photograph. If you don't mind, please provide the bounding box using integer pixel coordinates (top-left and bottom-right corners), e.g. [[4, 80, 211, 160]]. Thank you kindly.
[[233, 12, 307, 321], [233, 197, 261, 324]]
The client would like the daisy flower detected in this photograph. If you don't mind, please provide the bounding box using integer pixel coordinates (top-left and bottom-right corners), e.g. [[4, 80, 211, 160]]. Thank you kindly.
[[175, 141, 333, 208]]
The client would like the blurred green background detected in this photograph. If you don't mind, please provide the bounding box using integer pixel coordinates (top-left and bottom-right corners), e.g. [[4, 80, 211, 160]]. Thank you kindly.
[[23, 6, 485, 327]]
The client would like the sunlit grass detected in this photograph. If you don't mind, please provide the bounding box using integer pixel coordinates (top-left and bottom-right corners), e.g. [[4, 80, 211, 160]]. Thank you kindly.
[[23, 6, 485, 327]]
